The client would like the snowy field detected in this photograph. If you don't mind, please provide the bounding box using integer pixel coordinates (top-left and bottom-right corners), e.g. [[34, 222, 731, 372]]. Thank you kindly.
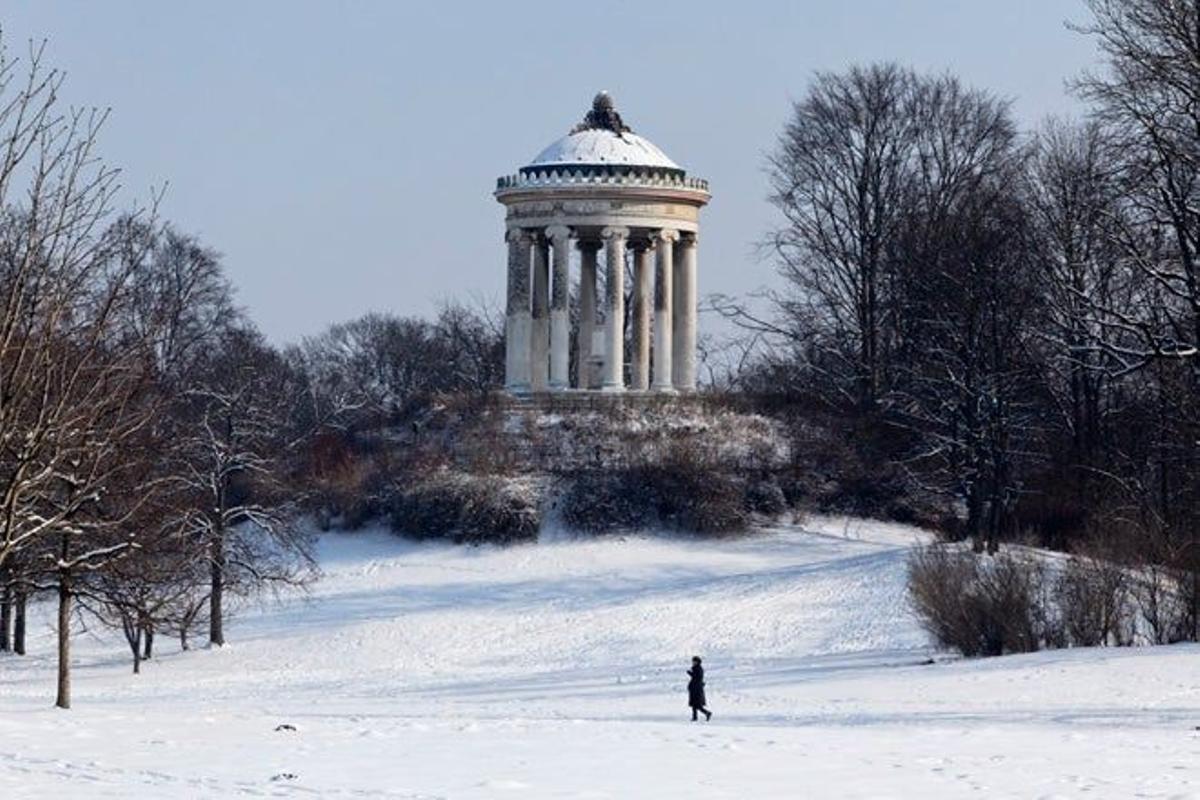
[[2, 516, 1199, 799]]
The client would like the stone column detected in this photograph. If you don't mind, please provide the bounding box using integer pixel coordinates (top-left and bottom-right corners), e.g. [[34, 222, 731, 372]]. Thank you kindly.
[[653, 229, 677, 392], [504, 228, 532, 393], [601, 226, 628, 392], [577, 239, 601, 389], [546, 225, 571, 391], [530, 232, 550, 392], [674, 232, 698, 391], [630, 239, 652, 391]]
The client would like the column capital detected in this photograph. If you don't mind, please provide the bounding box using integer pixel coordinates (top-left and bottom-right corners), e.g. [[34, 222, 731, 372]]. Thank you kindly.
[[601, 225, 630, 241], [576, 237, 602, 253], [680, 231, 698, 245], [654, 228, 680, 244], [545, 224, 572, 243], [506, 227, 534, 245]]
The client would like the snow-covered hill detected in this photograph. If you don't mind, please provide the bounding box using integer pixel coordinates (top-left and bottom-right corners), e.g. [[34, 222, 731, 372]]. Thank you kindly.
[[2, 517, 1198, 798]]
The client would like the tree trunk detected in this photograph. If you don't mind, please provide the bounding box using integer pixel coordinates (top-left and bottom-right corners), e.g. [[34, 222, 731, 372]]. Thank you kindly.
[[125, 620, 142, 675], [143, 625, 154, 660], [56, 575, 72, 709], [1192, 559, 1199, 643], [0, 583, 10, 652], [180, 624, 189, 652], [14, 590, 26, 655], [209, 529, 225, 646], [966, 483, 984, 553]]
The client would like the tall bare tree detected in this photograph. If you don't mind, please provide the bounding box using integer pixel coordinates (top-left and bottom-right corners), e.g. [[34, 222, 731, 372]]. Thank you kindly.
[[764, 63, 917, 410], [1026, 119, 1127, 466], [1072, 0, 1200, 618], [1074, 0, 1200, 369]]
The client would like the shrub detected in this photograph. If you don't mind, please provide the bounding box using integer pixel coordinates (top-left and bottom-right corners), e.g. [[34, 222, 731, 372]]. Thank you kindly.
[[1131, 559, 1189, 644], [1176, 561, 1200, 645], [778, 471, 813, 508], [457, 476, 540, 544], [389, 471, 540, 544], [658, 467, 747, 535], [744, 477, 787, 516], [392, 477, 465, 539], [1055, 551, 1133, 647], [908, 546, 1048, 657], [560, 471, 652, 534], [1008, 477, 1097, 551], [301, 431, 394, 529], [559, 464, 747, 536]]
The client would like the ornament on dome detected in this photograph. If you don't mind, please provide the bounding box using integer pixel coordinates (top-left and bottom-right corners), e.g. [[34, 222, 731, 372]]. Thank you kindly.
[[571, 91, 632, 136]]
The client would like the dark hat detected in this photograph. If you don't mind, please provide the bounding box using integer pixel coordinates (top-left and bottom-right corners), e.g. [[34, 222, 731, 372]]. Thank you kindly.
[[692, 656, 702, 663]]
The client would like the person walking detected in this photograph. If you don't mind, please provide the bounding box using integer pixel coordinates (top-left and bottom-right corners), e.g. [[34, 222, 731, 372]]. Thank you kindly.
[[687, 656, 712, 721]]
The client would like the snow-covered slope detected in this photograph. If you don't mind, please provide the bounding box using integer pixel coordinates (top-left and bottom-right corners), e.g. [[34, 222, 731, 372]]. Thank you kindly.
[[2, 517, 1198, 799]]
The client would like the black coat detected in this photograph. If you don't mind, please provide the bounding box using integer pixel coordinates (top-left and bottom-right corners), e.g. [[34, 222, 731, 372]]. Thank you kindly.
[[687, 665, 706, 708]]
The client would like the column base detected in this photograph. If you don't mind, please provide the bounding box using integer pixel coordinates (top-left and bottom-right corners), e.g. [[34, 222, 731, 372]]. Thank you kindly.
[[599, 383, 626, 393], [652, 385, 678, 395]]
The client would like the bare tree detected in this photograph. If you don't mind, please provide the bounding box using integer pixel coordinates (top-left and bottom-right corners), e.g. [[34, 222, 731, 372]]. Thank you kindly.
[[0, 38, 131, 572], [83, 517, 204, 673], [170, 328, 313, 646], [888, 75, 1032, 552], [764, 63, 917, 410], [1072, 0, 1200, 370], [0, 34, 189, 705], [1070, 0, 1200, 610], [433, 298, 505, 397], [1025, 119, 1129, 467]]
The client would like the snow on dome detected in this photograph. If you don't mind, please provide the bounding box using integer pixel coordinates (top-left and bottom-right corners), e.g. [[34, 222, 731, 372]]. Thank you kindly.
[[526, 129, 680, 171], [523, 92, 682, 172]]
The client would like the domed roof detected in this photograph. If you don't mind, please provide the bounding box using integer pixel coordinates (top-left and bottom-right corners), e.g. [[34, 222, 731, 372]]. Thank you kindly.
[[522, 92, 681, 173], [527, 129, 680, 170]]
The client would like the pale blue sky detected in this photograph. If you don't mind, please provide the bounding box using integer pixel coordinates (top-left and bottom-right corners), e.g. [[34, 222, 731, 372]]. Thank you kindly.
[[3, 1, 1098, 343]]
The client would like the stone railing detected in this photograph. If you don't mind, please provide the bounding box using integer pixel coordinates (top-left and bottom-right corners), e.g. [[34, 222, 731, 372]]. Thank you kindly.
[[496, 169, 709, 193]]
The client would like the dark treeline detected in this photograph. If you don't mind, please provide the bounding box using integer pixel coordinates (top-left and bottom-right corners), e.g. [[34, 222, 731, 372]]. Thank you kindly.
[[711, 1, 1200, 648]]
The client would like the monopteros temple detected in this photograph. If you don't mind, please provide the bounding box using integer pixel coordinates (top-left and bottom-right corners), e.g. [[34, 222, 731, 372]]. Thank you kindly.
[[495, 92, 710, 394]]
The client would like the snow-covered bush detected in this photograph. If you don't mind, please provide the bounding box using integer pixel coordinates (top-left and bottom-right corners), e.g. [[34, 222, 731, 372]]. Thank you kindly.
[[908, 546, 1049, 657], [390, 477, 463, 539], [560, 471, 652, 534], [457, 477, 540, 544], [1054, 552, 1134, 647], [1131, 559, 1190, 645], [390, 472, 540, 544], [655, 466, 747, 535], [744, 478, 787, 517], [560, 464, 747, 536]]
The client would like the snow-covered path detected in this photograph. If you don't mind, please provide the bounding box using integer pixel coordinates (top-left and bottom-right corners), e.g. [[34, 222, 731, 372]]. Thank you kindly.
[[2, 517, 1198, 798]]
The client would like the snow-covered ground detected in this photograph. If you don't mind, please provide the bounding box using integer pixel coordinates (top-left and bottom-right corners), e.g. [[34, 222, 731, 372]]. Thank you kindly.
[[2, 516, 1199, 799]]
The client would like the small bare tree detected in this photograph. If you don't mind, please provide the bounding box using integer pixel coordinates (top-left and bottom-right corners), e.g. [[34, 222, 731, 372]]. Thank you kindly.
[[170, 328, 313, 647]]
